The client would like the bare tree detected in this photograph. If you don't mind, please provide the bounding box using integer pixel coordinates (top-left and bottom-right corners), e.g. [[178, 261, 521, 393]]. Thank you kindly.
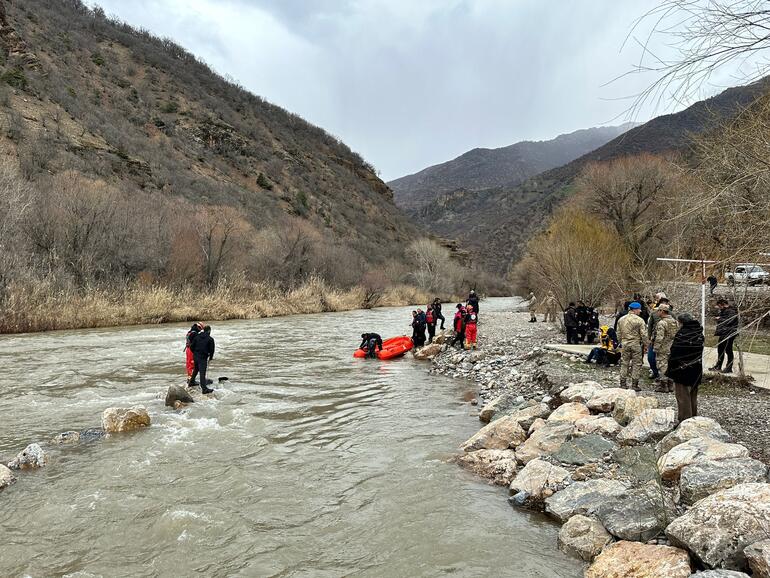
[[195, 205, 246, 287]]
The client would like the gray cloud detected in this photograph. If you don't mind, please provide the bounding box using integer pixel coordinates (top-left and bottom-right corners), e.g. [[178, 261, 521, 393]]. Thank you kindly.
[[92, 1, 729, 180]]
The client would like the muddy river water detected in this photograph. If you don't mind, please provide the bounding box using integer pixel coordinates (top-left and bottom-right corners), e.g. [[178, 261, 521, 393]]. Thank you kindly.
[[0, 298, 580, 577]]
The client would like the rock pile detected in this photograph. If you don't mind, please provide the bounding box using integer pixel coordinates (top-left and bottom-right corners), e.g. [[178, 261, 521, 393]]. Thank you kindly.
[[449, 365, 770, 575]]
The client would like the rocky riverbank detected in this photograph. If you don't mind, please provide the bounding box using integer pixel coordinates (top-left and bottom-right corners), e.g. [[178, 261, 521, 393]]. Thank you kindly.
[[418, 307, 770, 577]]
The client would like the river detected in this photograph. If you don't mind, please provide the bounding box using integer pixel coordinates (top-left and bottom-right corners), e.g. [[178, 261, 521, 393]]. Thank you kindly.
[[0, 298, 580, 577]]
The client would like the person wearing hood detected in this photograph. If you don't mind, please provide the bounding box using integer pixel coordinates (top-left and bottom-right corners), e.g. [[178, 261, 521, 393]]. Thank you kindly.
[[359, 333, 383, 358], [189, 325, 215, 394], [564, 302, 579, 344], [467, 290, 479, 314], [411, 310, 427, 348], [184, 322, 203, 385], [710, 298, 739, 374], [617, 301, 648, 391], [666, 313, 705, 422], [432, 298, 445, 330]]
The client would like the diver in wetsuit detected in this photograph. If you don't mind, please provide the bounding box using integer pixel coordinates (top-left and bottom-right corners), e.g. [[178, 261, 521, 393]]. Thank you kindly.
[[359, 333, 383, 358]]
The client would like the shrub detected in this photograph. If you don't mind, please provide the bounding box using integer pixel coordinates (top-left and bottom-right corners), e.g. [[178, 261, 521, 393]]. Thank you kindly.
[[91, 52, 105, 66], [1, 67, 27, 89], [256, 172, 272, 190]]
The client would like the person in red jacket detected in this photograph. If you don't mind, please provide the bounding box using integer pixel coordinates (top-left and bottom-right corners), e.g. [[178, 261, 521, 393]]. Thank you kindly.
[[451, 304, 466, 348], [184, 323, 203, 384], [465, 305, 478, 350]]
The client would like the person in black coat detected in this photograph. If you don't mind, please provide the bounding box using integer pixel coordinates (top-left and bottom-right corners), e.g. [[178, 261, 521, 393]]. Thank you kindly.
[[666, 313, 704, 423], [432, 298, 445, 330], [411, 310, 427, 348], [564, 303, 579, 344], [467, 290, 479, 314], [359, 333, 383, 358], [189, 325, 216, 394], [710, 299, 739, 373]]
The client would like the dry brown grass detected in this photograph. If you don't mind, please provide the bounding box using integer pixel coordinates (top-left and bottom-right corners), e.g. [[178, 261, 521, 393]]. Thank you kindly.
[[0, 277, 436, 334]]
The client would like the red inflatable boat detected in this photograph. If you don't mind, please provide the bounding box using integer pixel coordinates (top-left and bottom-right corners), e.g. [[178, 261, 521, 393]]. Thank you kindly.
[[353, 336, 414, 360]]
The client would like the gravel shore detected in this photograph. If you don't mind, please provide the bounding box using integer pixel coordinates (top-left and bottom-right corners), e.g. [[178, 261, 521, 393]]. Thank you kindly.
[[430, 307, 770, 464]]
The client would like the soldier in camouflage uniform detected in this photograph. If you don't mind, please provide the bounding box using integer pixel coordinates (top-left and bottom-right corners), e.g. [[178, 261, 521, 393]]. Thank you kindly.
[[617, 302, 648, 391], [653, 304, 678, 393]]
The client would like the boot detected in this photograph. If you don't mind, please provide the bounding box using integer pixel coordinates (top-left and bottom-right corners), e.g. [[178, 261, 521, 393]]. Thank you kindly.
[[619, 380, 628, 390], [667, 380, 675, 393], [632, 380, 642, 392], [201, 386, 214, 394], [654, 379, 668, 393]]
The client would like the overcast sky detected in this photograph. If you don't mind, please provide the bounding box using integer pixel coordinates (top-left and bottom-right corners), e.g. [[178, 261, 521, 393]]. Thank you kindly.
[[92, 0, 739, 180]]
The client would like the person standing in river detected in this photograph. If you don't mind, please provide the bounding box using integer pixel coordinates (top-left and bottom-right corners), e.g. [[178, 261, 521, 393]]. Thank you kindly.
[[432, 298, 445, 330], [184, 322, 203, 384], [667, 313, 705, 422], [189, 325, 215, 394], [617, 302, 648, 392]]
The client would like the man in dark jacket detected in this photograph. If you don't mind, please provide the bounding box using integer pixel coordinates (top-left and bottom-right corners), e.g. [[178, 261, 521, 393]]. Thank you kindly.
[[666, 313, 704, 422], [564, 303, 579, 344], [432, 298, 445, 330], [710, 299, 739, 373], [467, 290, 479, 314], [189, 325, 216, 394], [575, 301, 589, 342], [359, 333, 383, 358]]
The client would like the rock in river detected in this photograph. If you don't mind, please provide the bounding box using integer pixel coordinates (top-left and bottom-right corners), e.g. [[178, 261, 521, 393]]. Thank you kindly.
[[558, 514, 613, 562], [0, 464, 17, 490], [617, 408, 676, 446], [461, 416, 526, 452], [515, 422, 574, 465], [613, 396, 658, 426], [545, 478, 629, 523], [552, 434, 616, 466], [509, 458, 571, 506], [7, 443, 47, 470], [585, 540, 691, 578], [414, 343, 442, 360], [102, 406, 151, 434], [547, 402, 590, 424], [50, 431, 80, 445], [656, 416, 731, 456], [586, 388, 637, 413], [666, 483, 770, 570], [455, 449, 518, 486], [165, 385, 195, 408], [657, 437, 750, 481], [745, 539, 770, 578], [478, 394, 519, 423], [680, 457, 768, 505], [689, 572, 750, 578]]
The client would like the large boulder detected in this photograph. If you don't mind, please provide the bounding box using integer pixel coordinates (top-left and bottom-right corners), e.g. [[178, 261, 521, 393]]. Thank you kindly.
[[509, 458, 571, 506], [557, 514, 612, 562], [552, 434, 616, 466], [587, 388, 637, 413], [617, 408, 677, 446], [414, 343, 442, 360], [585, 541, 691, 578], [657, 417, 732, 456], [102, 406, 151, 434], [666, 483, 770, 570], [0, 464, 16, 490], [508, 403, 552, 430], [689, 572, 750, 577], [613, 396, 659, 426], [515, 422, 574, 465], [658, 437, 750, 481], [745, 539, 770, 578], [547, 402, 591, 424], [528, 418, 547, 436], [680, 457, 768, 505], [612, 446, 659, 484], [165, 385, 195, 408], [545, 478, 630, 523], [455, 449, 518, 486], [461, 416, 526, 452], [595, 481, 675, 542], [7, 443, 47, 470], [478, 394, 515, 423], [50, 431, 80, 445], [575, 416, 623, 438], [560, 381, 604, 404]]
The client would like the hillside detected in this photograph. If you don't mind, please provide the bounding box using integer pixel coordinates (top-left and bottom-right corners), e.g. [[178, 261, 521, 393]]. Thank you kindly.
[[412, 78, 770, 275], [390, 124, 635, 211], [0, 0, 417, 274]]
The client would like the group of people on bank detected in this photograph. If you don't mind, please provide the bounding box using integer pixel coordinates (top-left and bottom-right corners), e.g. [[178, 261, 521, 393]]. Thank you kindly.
[[411, 291, 480, 350], [556, 291, 740, 423]]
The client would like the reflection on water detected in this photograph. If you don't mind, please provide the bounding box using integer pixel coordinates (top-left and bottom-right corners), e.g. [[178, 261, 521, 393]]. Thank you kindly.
[[0, 299, 580, 577]]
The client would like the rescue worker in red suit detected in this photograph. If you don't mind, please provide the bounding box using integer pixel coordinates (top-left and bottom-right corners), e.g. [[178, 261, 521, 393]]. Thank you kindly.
[[451, 304, 466, 348], [464, 305, 479, 350], [189, 325, 215, 394], [185, 323, 203, 384]]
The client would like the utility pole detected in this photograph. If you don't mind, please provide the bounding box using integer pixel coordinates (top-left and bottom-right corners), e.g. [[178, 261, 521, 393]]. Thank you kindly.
[[656, 257, 718, 332]]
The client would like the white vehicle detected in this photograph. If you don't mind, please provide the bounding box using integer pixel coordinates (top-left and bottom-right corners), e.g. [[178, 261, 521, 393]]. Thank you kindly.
[[727, 264, 770, 286]]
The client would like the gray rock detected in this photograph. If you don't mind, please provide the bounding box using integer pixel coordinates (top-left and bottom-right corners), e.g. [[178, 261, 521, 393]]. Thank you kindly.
[[79, 428, 106, 442], [552, 434, 616, 466], [689, 571, 750, 578], [560, 381, 604, 404], [575, 415, 623, 438], [509, 491, 530, 507], [557, 514, 612, 561], [680, 457, 768, 505], [745, 539, 770, 578], [515, 422, 575, 465], [545, 478, 630, 523], [461, 416, 527, 452], [595, 481, 676, 542], [666, 483, 770, 570], [613, 396, 659, 426], [547, 402, 591, 424], [7, 443, 47, 470], [586, 388, 637, 413], [507, 402, 551, 430], [658, 437, 750, 481], [657, 416, 732, 456], [0, 464, 16, 490], [617, 408, 677, 446], [612, 446, 659, 484], [455, 449, 518, 486], [165, 385, 195, 408], [509, 458, 571, 506]]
